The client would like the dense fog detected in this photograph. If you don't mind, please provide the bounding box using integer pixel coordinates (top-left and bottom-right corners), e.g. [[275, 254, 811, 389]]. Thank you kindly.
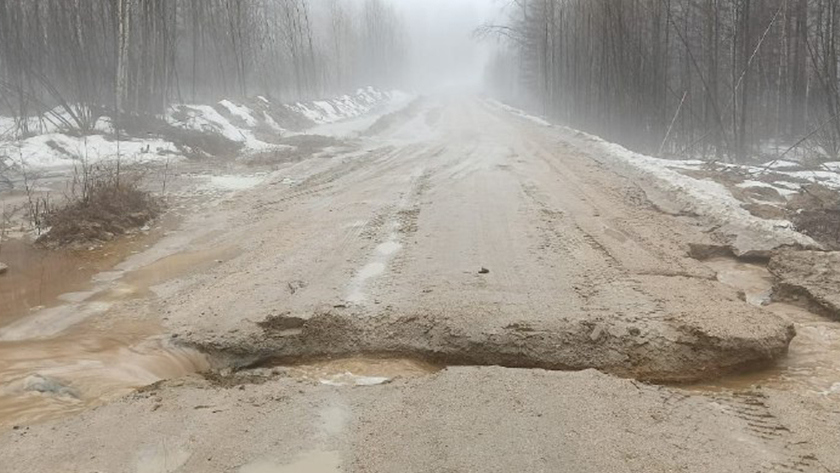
[[3, 0, 840, 161]]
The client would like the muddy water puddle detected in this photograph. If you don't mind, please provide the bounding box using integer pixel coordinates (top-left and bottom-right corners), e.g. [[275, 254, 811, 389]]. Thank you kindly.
[[97, 245, 240, 301], [0, 214, 180, 325], [282, 356, 441, 386], [0, 231, 238, 427], [0, 237, 147, 325], [691, 258, 840, 395]]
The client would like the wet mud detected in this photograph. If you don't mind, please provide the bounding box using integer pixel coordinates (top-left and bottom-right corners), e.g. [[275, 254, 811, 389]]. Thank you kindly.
[[689, 257, 840, 395]]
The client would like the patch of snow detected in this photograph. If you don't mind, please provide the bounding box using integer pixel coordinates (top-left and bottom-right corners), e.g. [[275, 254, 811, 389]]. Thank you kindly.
[[2, 87, 401, 173], [782, 170, 840, 190], [736, 180, 798, 197], [169, 105, 245, 142], [822, 162, 840, 173], [167, 104, 270, 150], [0, 133, 178, 171], [262, 112, 286, 133], [309, 91, 416, 138], [772, 181, 802, 191], [659, 159, 705, 171], [286, 87, 396, 125], [486, 99, 552, 127], [218, 100, 258, 127], [591, 141, 818, 251], [762, 160, 801, 170]]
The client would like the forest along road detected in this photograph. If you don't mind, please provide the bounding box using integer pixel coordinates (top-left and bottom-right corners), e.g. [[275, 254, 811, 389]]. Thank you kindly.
[[2, 98, 838, 472]]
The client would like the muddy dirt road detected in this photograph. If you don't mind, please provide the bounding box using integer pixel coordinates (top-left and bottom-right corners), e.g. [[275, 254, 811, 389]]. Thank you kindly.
[[1, 98, 839, 472]]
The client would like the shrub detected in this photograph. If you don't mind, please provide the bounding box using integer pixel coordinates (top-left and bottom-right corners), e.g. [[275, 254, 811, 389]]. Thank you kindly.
[[37, 161, 160, 248]]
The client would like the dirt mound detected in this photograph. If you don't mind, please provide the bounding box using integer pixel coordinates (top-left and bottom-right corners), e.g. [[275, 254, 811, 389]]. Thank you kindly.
[[189, 294, 795, 385]]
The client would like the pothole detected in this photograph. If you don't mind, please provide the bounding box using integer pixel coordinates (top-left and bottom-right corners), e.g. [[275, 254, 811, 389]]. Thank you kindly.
[[207, 356, 442, 388], [282, 356, 440, 386]]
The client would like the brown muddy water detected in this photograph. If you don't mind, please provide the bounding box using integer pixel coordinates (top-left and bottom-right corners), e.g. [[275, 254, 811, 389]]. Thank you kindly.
[[0, 231, 234, 428], [284, 357, 441, 386], [0, 237, 150, 325], [690, 258, 840, 396], [0, 321, 210, 429]]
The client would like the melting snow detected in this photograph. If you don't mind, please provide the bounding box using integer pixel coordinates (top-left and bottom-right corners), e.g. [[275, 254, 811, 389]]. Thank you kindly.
[[0, 133, 177, 170], [286, 87, 394, 125], [218, 100, 258, 127], [736, 180, 798, 196], [2, 87, 402, 173]]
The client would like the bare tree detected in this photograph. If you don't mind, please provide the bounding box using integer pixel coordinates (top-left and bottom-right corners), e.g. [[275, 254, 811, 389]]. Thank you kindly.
[[484, 0, 840, 162], [0, 0, 408, 133]]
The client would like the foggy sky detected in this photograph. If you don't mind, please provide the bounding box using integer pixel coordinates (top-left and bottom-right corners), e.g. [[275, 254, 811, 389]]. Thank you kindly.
[[389, 0, 504, 92]]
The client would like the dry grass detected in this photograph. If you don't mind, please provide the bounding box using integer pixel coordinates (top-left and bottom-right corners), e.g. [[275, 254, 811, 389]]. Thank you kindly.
[[37, 162, 160, 248]]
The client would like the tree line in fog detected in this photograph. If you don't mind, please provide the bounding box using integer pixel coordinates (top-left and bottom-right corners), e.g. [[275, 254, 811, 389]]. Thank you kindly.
[[485, 0, 840, 162], [0, 0, 404, 132]]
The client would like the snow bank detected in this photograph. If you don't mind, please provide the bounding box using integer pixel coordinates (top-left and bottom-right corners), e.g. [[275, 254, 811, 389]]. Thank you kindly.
[[167, 104, 271, 150], [0, 107, 114, 140], [0, 87, 405, 173], [218, 100, 258, 127], [167, 86, 403, 150], [487, 99, 821, 254], [286, 87, 404, 125], [736, 180, 798, 197], [486, 99, 552, 127], [580, 134, 820, 253], [0, 132, 178, 171]]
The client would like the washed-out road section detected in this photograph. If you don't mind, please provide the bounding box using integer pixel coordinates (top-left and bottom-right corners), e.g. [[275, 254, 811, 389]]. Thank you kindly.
[[1, 97, 837, 472], [166, 97, 793, 382]]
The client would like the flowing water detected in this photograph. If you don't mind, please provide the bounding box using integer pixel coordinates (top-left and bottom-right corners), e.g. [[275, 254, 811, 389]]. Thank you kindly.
[[284, 357, 441, 386], [693, 258, 840, 396], [0, 233, 233, 428], [0, 320, 210, 428]]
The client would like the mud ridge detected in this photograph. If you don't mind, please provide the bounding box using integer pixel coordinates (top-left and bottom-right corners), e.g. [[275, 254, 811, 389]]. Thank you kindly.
[[186, 309, 793, 384]]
